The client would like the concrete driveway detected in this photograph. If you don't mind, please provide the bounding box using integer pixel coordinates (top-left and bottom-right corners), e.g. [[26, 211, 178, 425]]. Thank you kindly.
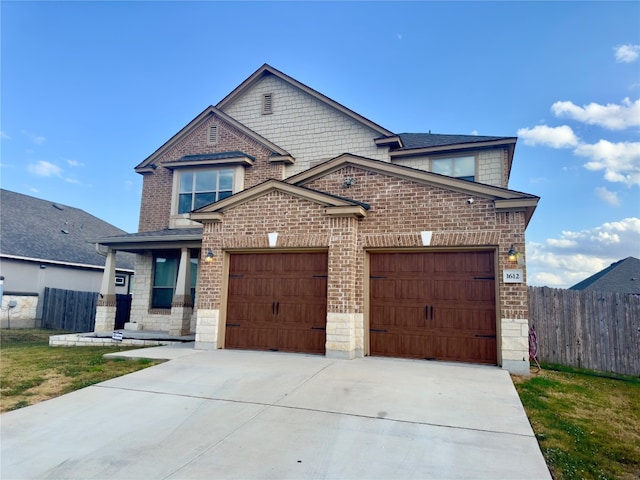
[[1, 347, 550, 479]]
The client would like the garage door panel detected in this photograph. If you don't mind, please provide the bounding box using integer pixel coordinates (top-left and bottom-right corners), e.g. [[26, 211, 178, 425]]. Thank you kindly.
[[370, 251, 497, 365], [226, 253, 327, 354]]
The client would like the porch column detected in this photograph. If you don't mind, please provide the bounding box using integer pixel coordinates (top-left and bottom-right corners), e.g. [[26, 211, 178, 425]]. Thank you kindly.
[[94, 248, 117, 332], [169, 247, 193, 336]]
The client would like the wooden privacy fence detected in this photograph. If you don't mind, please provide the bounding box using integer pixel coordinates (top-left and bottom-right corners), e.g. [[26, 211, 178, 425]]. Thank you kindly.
[[41, 287, 132, 332], [528, 286, 640, 376]]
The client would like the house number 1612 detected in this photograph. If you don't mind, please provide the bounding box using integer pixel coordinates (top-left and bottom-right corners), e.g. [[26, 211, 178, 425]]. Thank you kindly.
[[503, 269, 523, 283]]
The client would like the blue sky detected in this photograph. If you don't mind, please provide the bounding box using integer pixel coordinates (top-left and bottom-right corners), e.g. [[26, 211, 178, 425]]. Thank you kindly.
[[2, 1, 639, 288]]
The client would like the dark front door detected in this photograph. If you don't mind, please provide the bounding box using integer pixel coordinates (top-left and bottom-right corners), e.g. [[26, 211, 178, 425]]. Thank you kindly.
[[226, 252, 328, 354], [369, 251, 497, 364]]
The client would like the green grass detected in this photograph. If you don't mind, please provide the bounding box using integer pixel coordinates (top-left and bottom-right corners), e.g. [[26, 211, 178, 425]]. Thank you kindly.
[[0, 329, 160, 413], [514, 365, 640, 480]]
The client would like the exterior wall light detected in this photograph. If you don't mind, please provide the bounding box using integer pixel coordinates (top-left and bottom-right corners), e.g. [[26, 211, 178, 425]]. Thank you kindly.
[[507, 245, 518, 263], [204, 248, 214, 263]]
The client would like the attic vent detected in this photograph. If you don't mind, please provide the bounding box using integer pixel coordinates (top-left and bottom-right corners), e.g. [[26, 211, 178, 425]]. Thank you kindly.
[[262, 93, 273, 115], [208, 125, 218, 145]]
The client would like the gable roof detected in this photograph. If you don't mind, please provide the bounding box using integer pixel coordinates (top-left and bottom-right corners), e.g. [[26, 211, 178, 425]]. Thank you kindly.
[[135, 105, 293, 173], [570, 257, 640, 294], [286, 153, 539, 226], [216, 64, 394, 138], [190, 179, 369, 222], [0, 189, 134, 270]]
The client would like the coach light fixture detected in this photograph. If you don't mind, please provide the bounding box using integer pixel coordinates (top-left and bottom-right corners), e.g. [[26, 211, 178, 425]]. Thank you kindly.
[[507, 244, 518, 263], [204, 248, 214, 263]]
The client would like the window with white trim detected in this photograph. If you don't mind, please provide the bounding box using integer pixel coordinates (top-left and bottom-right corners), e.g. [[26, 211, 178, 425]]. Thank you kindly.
[[177, 168, 234, 214], [431, 155, 475, 181]]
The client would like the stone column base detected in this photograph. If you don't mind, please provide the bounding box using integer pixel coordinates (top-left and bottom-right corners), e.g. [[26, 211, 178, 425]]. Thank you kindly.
[[195, 309, 219, 350], [169, 306, 192, 336], [501, 318, 530, 376], [94, 305, 116, 332], [326, 312, 358, 360]]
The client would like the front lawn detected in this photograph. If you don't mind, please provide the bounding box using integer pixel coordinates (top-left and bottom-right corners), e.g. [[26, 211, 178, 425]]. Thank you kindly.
[[514, 365, 640, 480], [0, 329, 160, 413]]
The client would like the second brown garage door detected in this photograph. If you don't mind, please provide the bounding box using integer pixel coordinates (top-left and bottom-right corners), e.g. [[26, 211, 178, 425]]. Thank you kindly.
[[370, 251, 497, 364], [225, 252, 327, 354]]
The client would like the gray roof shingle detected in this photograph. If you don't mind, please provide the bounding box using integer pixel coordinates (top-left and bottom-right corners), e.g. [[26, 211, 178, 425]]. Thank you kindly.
[[569, 257, 640, 294], [0, 189, 135, 270], [397, 133, 513, 150]]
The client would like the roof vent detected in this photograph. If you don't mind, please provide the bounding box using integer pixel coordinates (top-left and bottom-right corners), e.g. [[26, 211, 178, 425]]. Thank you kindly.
[[61, 229, 69, 234], [52, 203, 64, 211], [262, 93, 273, 115], [208, 125, 218, 145]]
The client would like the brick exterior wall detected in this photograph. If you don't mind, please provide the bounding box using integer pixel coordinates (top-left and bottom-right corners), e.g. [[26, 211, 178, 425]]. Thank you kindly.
[[221, 74, 390, 176], [195, 165, 531, 372], [138, 114, 285, 232]]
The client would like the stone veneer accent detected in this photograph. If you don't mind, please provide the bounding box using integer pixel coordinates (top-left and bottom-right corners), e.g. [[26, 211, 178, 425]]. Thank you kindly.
[[195, 308, 219, 350], [500, 318, 530, 375], [0, 295, 38, 328], [94, 305, 116, 332]]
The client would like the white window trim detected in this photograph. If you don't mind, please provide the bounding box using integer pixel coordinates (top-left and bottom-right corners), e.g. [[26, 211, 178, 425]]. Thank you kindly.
[[169, 165, 244, 228]]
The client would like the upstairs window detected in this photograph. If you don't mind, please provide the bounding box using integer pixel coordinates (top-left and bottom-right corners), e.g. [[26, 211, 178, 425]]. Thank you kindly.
[[431, 155, 475, 182], [178, 169, 234, 214], [262, 93, 273, 114]]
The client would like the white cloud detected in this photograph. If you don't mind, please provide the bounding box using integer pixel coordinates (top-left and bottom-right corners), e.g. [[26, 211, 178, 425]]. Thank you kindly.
[[615, 44, 640, 63], [470, 130, 479, 136], [517, 125, 579, 148], [576, 140, 640, 186], [526, 217, 640, 287], [27, 160, 62, 177], [64, 178, 81, 184], [551, 98, 640, 130], [66, 159, 84, 167], [0, 131, 10, 140], [21, 130, 46, 145], [595, 186, 620, 206]]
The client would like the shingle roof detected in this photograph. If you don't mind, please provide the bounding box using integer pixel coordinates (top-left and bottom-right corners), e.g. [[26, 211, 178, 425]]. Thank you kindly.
[[397, 133, 513, 150], [0, 189, 135, 270], [569, 257, 640, 294]]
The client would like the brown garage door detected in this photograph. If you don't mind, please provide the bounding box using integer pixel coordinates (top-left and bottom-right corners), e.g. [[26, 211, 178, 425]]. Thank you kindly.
[[226, 252, 327, 354], [370, 251, 497, 364]]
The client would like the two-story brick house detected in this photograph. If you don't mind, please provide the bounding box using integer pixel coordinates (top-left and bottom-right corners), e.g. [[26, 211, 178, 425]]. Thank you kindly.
[[94, 64, 538, 374]]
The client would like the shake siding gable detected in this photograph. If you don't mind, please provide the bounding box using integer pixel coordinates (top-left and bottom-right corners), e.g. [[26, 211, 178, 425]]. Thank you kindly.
[[138, 114, 285, 232], [221, 74, 390, 176]]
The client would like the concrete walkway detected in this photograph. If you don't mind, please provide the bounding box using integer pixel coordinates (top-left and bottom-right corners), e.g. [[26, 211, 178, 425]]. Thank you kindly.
[[1, 348, 550, 479]]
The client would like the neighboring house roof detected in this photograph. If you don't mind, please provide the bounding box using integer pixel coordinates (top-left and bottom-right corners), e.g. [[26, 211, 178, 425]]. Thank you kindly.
[[135, 105, 294, 173], [0, 189, 135, 271], [569, 257, 640, 294], [216, 63, 394, 138]]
